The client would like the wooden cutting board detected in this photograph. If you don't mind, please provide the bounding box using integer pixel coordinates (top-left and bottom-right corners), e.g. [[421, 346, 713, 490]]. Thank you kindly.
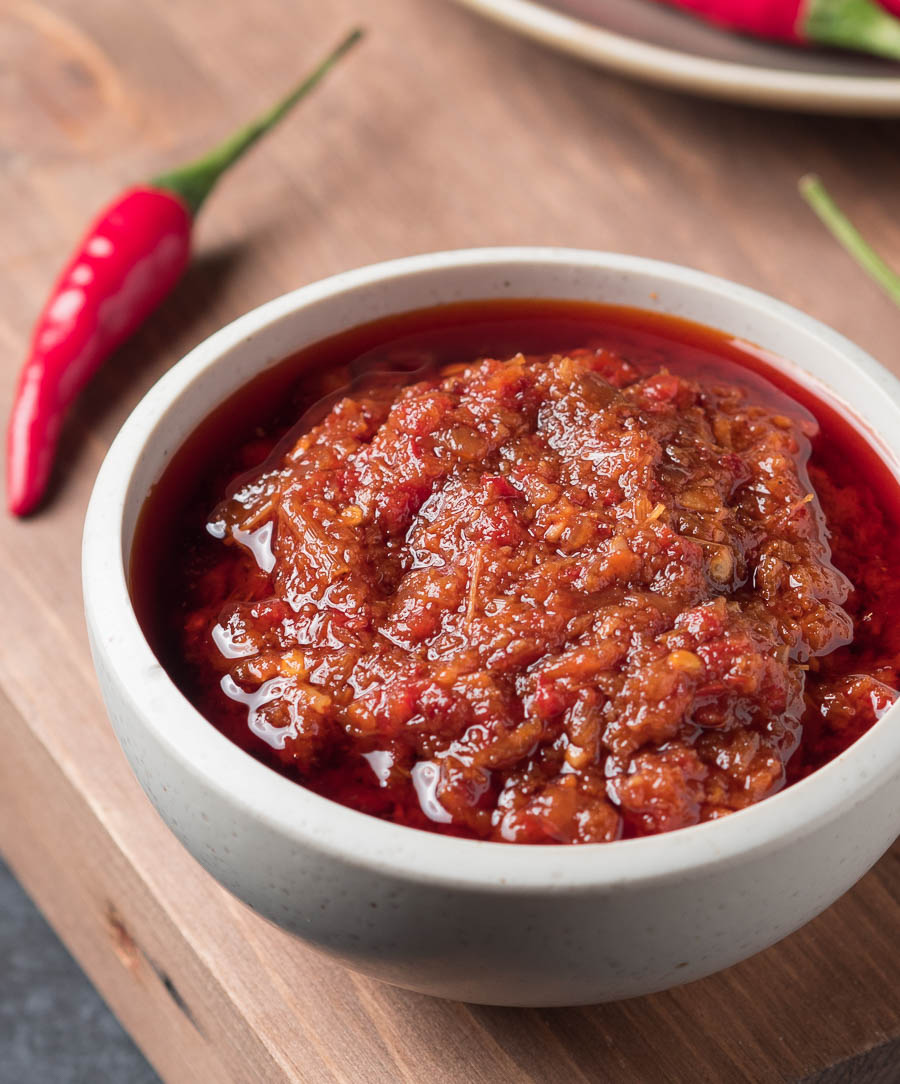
[[1, 1, 898, 1080]]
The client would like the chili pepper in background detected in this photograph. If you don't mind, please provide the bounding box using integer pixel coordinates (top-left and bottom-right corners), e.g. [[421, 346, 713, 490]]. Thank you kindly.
[[651, 0, 900, 59], [6, 29, 363, 517], [800, 175, 900, 308]]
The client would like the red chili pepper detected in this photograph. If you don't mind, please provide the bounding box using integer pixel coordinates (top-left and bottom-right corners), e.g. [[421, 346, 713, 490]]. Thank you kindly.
[[653, 0, 900, 58], [7, 29, 363, 517], [654, 0, 799, 40]]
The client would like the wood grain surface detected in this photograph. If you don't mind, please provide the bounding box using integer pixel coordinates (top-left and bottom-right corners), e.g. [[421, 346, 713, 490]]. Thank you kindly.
[[1, 1, 899, 1081]]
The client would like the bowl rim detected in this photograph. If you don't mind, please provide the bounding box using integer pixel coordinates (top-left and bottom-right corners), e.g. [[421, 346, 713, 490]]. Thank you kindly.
[[83, 246, 900, 893]]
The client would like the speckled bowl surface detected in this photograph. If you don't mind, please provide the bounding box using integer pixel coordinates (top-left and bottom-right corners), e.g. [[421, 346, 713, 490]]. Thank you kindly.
[[83, 249, 900, 1006]]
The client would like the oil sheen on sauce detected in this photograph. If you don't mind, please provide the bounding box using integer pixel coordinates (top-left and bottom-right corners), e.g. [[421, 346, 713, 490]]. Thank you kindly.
[[131, 300, 900, 844]]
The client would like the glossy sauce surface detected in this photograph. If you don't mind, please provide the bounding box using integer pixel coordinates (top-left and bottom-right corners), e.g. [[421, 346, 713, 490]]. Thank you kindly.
[[132, 301, 900, 844]]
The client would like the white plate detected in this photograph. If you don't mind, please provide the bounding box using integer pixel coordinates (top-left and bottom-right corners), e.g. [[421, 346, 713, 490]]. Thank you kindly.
[[453, 0, 900, 113]]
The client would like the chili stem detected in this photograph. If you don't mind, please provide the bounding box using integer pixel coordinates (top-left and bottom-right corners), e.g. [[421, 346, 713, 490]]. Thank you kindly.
[[799, 174, 900, 308], [805, 0, 900, 61], [153, 28, 364, 215]]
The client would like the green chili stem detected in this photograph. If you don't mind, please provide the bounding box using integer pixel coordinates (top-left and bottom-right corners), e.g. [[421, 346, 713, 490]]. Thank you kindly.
[[805, 0, 900, 62], [799, 174, 900, 309], [153, 28, 364, 216]]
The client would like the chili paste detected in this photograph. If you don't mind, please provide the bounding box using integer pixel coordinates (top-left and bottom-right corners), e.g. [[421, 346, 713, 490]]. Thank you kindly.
[[132, 301, 900, 844]]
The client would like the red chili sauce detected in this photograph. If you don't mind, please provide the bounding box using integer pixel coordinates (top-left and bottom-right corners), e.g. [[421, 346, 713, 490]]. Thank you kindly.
[[132, 301, 900, 844]]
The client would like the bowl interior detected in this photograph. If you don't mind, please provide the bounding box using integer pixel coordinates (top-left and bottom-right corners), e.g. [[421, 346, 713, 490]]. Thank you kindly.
[[88, 248, 900, 890]]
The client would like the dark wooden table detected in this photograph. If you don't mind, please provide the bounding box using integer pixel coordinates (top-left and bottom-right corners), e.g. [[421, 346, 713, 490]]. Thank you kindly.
[[1, 1, 899, 1080]]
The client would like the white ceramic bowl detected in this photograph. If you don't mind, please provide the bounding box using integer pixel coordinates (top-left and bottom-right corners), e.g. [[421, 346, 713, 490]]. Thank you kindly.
[[83, 249, 900, 1007]]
